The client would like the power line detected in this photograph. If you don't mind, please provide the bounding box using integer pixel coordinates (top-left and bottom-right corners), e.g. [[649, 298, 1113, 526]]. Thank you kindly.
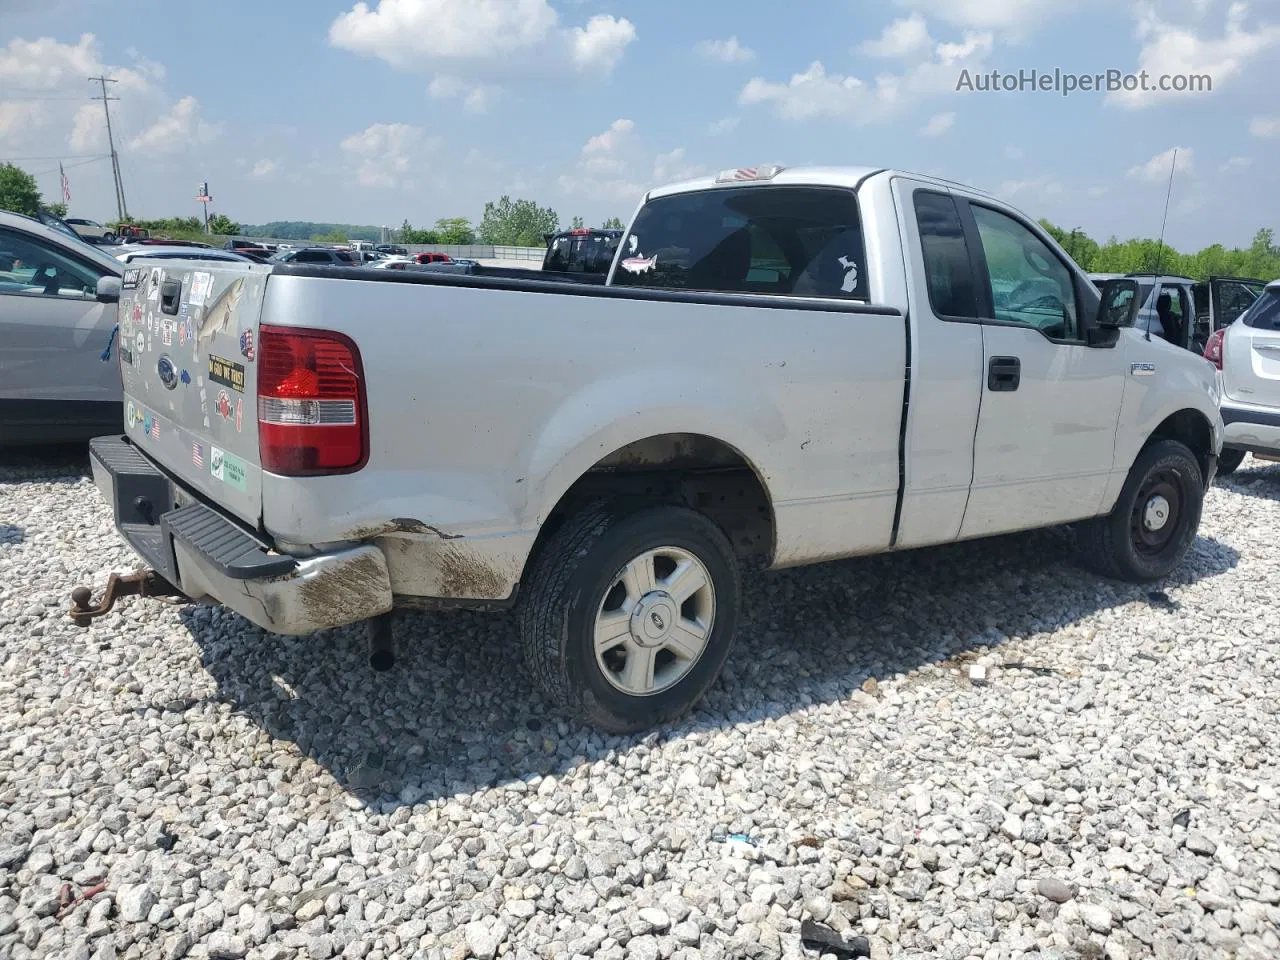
[[0, 154, 110, 161], [88, 75, 129, 221], [2, 96, 96, 101]]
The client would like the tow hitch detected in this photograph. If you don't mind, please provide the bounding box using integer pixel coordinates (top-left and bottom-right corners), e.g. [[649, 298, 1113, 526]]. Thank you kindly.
[[68, 570, 186, 626]]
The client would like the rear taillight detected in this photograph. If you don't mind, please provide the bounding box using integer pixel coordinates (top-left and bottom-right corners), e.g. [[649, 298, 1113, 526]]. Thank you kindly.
[[1204, 328, 1226, 370], [257, 325, 367, 475]]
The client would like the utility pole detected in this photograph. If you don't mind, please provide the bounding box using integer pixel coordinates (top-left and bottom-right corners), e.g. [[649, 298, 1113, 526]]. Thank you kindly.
[[89, 75, 129, 222]]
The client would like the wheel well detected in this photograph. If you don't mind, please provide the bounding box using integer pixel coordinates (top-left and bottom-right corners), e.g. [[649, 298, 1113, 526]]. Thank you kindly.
[[1147, 409, 1214, 480], [526, 433, 775, 579]]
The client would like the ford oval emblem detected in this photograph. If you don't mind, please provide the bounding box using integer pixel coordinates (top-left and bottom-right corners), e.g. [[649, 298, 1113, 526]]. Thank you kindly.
[[157, 355, 177, 390]]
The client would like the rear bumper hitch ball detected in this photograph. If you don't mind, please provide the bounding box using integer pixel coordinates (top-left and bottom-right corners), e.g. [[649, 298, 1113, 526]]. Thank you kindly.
[[68, 570, 186, 626]]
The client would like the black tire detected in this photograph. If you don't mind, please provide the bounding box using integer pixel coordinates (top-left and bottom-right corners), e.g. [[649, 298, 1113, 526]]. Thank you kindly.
[[1216, 448, 1247, 477], [1076, 439, 1204, 582], [519, 504, 741, 734]]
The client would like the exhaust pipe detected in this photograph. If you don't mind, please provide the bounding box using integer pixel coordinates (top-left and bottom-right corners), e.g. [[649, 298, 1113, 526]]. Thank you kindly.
[[366, 613, 396, 671]]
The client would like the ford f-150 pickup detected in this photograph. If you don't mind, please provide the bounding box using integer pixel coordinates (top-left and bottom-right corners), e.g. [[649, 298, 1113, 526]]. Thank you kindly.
[[78, 164, 1223, 732]]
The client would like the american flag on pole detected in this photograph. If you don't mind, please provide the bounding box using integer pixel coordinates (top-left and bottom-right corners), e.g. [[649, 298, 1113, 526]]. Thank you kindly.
[[59, 162, 71, 204]]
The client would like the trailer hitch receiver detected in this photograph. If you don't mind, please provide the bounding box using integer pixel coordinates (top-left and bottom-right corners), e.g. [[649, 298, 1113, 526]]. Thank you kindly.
[[68, 570, 185, 626]]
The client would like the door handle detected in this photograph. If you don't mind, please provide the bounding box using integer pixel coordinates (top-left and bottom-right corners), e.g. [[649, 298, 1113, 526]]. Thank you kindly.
[[987, 356, 1020, 392]]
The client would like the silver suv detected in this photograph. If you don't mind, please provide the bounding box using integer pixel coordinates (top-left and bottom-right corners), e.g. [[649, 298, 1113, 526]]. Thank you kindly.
[[1205, 279, 1280, 474]]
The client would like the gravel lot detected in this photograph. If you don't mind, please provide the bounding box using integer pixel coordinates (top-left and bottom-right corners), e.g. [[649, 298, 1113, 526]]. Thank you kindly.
[[1, 448, 1278, 960]]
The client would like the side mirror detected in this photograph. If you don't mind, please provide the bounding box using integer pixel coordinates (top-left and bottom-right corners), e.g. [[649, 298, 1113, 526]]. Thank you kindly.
[[1096, 278, 1140, 329], [96, 276, 122, 304]]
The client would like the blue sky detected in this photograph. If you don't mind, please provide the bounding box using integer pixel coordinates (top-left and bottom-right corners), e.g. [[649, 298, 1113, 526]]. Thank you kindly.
[[2, 0, 1278, 249]]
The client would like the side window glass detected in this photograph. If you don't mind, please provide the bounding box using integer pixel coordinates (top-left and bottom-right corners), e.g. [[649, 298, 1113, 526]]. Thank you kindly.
[[970, 205, 1079, 340], [612, 186, 868, 300], [912, 191, 978, 319], [1155, 284, 1189, 345], [1243, 291, 1280, 331], [1217, 281, 1264, 326], [0, 227, 101, 299]]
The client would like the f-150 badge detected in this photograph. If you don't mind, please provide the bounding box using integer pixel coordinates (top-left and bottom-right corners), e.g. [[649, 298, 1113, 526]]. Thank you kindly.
[[1130, 362, 1156, 376]]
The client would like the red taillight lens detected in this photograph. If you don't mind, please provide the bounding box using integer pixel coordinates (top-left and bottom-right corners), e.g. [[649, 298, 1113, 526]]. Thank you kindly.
[[1203, 328, 1225, 370], [257, 325, 367, 475]]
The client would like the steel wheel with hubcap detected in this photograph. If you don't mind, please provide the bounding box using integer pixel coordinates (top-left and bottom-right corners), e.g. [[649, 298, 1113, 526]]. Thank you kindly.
[[1076, 438, 1204, 582], [520, 505, 740, 733]]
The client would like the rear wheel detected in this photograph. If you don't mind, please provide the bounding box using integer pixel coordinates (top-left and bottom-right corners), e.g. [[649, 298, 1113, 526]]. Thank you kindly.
[[520, 504, 740, 733], [1076, 439, 1204, 582], [1216, 448, 1247, 477]]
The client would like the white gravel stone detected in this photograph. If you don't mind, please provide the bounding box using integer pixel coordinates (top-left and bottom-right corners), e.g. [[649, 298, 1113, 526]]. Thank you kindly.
[[2, 451, 1279, 960]]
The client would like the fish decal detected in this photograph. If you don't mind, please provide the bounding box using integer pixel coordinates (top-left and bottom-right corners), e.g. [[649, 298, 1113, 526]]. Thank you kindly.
[[620, 255, 656, 274], [196, 276, 246, 344]]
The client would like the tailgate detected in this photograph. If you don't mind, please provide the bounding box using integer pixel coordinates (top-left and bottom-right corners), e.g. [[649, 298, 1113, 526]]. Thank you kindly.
[[118, 261, 270, 527]]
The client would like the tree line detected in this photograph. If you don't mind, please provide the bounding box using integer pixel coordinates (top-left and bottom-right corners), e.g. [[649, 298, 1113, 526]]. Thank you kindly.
[[1040, 221, 1280, 281]]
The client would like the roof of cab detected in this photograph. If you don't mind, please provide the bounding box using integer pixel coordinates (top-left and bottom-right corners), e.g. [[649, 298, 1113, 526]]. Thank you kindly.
[[645, 165, 996, 201]]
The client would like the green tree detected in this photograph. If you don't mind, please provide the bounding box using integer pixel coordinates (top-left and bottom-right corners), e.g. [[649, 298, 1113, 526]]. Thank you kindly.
[[0, 163, 42, 217], [310, 229, 350, 244], [478, 196, 559, 246], [207, 213, 240, 235], [433, 217, 476, 244], [46, 201, 68, 218], [571, 215, 584, 229], [601, 216, 625, 230], [397, 221, 440, 243]]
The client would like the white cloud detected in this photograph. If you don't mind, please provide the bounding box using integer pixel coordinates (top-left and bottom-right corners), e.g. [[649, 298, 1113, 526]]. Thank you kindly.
[[68, 104, 104, 151], [1126, 146, 1194, 182], [1004, 145, 1025, 160], [560, 119, 699, 203], [920, 111, 955, 136], [998, 175, 1063, 199], [1086, 186, 1108, 198], [1109, 3, 1280, 108], [708, 116, 740, 135], [427, 75, 498, 112], [329, 0, 636, 82], [739, 29, 991, 124], [652, 147, 701, 185], [896, 0, 1078, 33], [339, 122, 434, 188], [861, 14, 931, 58], [1218, 156, 1252, 173], [127, 96, 220, 154], [251, 159, 276, 177], [696, 37, 755, 63], [1250, 116, 1280, 138], [0, 101, 43, 138], [0, 33, 151, 93]]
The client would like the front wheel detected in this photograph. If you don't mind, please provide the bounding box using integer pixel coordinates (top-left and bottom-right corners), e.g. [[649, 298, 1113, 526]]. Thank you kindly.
[[1075, 439, 1204, 582], [1216, 448, 1247, 477], [519, 504, 741, 733]]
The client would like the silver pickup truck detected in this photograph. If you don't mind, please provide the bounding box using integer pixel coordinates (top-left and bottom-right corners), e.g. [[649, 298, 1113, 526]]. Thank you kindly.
[[78, 164, 1222, 732]]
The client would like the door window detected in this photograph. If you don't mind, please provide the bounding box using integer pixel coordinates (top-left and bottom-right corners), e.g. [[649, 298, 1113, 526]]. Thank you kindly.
[[612, 186, 869, 300], [294, 250, 330, 263], [1243, 290, 1280, 330], [913, 191, 978, 319], [970, 205, 1079, 340], [0, 227, 102, 299], [1154, 284, 1190, 345], [1216, 280, 1266, 327]]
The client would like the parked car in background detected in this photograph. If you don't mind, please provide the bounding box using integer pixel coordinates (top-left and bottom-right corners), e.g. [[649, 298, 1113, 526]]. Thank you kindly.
[[271, 247, 360, 266], [370, 256, 413, 270], [1089, 272, 1267, 354], [85, 163, 1222, 732], [413, 251, 453, 265], [0, 209, 124, 445], [375, 244, 407, 256], [1204, 279, 1280, 474], [65, 218, 118, 244], [114, 245, 253, 265]]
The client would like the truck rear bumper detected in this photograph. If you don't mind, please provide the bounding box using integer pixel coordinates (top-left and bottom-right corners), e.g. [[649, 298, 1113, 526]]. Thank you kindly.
[[1221, 401, 1280, 455], [90, 436, 393, 635]]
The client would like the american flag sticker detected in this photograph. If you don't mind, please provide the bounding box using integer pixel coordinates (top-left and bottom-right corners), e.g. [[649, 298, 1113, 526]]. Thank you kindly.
[[240, 328, 254, 360], [192, 441, 205, 468], [150, 417, 160, 440]]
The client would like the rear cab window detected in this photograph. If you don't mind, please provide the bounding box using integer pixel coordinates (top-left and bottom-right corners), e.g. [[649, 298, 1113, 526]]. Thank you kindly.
[[1243, 289, 1280, 330], [612, 185, 869, 300]]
